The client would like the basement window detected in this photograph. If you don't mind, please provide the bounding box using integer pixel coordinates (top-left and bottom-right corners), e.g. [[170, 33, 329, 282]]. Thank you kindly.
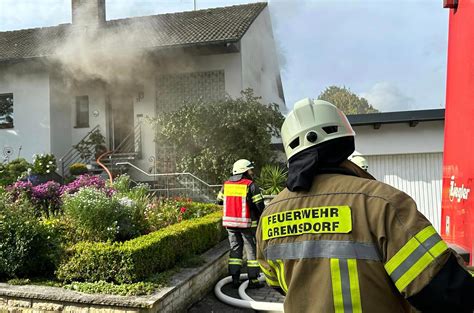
[[75, 95, 89, 128], [0, 93, 13, 129]]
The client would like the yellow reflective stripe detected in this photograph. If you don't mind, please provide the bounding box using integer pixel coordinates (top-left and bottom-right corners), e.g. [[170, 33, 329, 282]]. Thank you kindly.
[[385, 225, 437, 275], [228, 258, 243, 265], [252, 194, 263, 203], [330, 259, 344, 313], [224, 184, 248, 197], [259, 262, 277, 280], [247, 260, 260, 267], [265, 276, 280, 287], [251, 220, 258, 227], [348, 259, 362, 313], [268, 259, 288, 293], [395, 240, 448, 291], [276, 259, 288, 292]]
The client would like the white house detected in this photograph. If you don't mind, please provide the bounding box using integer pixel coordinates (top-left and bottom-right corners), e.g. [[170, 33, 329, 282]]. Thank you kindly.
[[0, 0, 284, 177], [347, 109, 445, 231]]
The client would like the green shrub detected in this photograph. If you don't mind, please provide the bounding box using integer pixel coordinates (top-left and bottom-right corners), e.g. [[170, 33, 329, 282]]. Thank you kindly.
[[144, 198, 220, 232], [112, 175, 153, 235], [69, 163, 88, 176], [256, 164, 288, 195], [0, 158, 31, 186], [56, 211, 224, 283], [0, 199, 62, 279], [62, 187, 137, 242]]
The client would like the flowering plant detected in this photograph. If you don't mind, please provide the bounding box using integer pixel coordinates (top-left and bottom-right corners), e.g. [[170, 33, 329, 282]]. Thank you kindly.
[[32, 154, 57, 175], [60, 174, 115, 196], [31, 181, 62, 217], [7, 180, 33, 200]]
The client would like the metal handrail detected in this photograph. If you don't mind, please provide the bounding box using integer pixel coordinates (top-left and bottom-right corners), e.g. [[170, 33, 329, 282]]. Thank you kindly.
[[115, 162, 222, 188], [59, 125, 101, 176], [114, 121, 142, 153]]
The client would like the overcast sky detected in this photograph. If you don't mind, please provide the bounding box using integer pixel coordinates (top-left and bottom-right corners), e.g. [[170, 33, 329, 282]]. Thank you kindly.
[[0, 0, 449, 112]]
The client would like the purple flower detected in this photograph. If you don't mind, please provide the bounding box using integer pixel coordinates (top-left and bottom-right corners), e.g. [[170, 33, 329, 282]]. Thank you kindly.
[[60, 174, 115, 196], [7, 180, 33, 199], [32, 181, 61, 201]]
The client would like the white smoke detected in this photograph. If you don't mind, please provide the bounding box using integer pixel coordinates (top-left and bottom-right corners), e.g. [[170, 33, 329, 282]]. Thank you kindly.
[[360, 82, 415, 112]]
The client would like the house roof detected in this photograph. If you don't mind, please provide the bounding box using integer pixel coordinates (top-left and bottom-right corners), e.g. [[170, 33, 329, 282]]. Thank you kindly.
[[347, 109, 445, 128], [0, 2, 267, 63]]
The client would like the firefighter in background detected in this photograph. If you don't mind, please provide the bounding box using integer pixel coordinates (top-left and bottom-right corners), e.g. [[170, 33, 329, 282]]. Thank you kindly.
[[217, 159, 265, 289], [350, 154, 369, 171], [257, 98, 474, 313]]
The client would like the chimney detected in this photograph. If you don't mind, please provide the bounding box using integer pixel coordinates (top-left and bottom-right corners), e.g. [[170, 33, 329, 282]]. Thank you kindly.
[[72, 0, 106, 26]]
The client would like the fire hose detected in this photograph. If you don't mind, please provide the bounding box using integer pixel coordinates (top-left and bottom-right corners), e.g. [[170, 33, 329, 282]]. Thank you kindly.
[[214, 274, 284, 312]]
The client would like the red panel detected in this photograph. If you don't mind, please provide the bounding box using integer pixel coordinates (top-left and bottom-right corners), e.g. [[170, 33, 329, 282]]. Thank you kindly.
[[441, 0, 474, 264]]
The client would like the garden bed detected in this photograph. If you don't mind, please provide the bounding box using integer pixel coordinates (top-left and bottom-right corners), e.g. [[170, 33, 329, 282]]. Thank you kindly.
[[0, 240, 230, 312]]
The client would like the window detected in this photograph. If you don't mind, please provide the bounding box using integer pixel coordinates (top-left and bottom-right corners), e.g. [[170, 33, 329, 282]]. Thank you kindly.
[[0, 93, 13, 129], [75, 95, 89, 128]]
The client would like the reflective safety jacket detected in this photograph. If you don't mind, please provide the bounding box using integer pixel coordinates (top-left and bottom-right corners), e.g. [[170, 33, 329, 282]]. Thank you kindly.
[[256, 161, 471, 313], [217, 174, 264, 228]]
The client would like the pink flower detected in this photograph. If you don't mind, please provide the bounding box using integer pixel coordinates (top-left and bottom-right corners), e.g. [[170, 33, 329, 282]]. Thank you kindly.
[[180, 207, 187, 213]]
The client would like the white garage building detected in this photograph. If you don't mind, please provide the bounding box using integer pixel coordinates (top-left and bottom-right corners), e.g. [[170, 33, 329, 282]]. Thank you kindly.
[[348, 109, 445, 231]]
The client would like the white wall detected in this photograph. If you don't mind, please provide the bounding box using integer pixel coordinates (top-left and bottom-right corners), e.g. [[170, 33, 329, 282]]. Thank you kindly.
[[69, 81, 107, 146], [353, 120, 445, 231], [0, 63, 50, 162], [133, 52, 242, 174], [240, 7, 285, 111], [50, 74, 72, 160], [49, 78, 108, 165], [353, 120, 444, 155], [366, 153, 443, 231]]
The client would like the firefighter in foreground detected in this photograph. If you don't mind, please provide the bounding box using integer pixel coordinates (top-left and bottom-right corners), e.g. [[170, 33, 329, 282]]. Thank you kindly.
[[217, 159, 265, 289], [256, 98, 474, 313]]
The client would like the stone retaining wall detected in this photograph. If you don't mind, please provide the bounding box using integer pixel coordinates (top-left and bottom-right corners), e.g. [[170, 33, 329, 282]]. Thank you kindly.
[[0, 240, 229, 313]]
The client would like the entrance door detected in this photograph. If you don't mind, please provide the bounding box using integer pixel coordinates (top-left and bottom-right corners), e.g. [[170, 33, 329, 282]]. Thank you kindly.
[[109, 93, 134, 150]]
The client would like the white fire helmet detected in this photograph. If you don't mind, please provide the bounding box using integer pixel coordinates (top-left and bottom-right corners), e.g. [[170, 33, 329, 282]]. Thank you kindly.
[[232, 159, 255, 175], [281, 98, 355, 160], [351, 155, 369, 171]]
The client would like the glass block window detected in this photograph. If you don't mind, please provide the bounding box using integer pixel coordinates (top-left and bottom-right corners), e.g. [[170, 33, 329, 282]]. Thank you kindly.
[[155, 70, 225, 173], [0, 93, 13, 129], [156, 70, 225, 114]]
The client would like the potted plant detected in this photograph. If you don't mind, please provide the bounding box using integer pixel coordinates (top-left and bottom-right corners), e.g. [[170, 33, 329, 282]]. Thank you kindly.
[[73, 129, 106, 162]]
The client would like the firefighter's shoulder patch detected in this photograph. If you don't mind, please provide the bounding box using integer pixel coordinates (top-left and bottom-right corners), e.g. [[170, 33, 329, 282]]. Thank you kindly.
[[261, 206, 352, 240]]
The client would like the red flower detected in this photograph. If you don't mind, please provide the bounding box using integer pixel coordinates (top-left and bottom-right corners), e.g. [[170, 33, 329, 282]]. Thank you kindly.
[[180, 207, 187, 213]]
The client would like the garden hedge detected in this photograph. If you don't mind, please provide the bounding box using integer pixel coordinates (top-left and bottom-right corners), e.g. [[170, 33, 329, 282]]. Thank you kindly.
[[56, 211, 225, 283]]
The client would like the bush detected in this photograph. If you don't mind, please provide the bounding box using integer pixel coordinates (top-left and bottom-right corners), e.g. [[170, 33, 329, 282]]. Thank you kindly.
[[32, 154, 57, 175], [62, 187, 135, 242], [111, 175, 152, 235], [0, 158, 31, 186], [152, 89, 284, 184], [0, 199, 62, 279], [256, 164, 288, 195], [56, 211, 224, 283], [69, 163, 88, 176]]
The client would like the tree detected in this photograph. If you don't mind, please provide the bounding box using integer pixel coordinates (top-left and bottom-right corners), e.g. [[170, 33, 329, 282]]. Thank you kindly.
[[318, 86, 378, 114], [151, 89, 284, 184]]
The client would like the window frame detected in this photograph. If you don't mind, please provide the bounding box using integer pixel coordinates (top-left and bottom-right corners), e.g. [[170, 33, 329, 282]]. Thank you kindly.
[[0, 93, 14, 129], [75, 95, 90, 128]]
